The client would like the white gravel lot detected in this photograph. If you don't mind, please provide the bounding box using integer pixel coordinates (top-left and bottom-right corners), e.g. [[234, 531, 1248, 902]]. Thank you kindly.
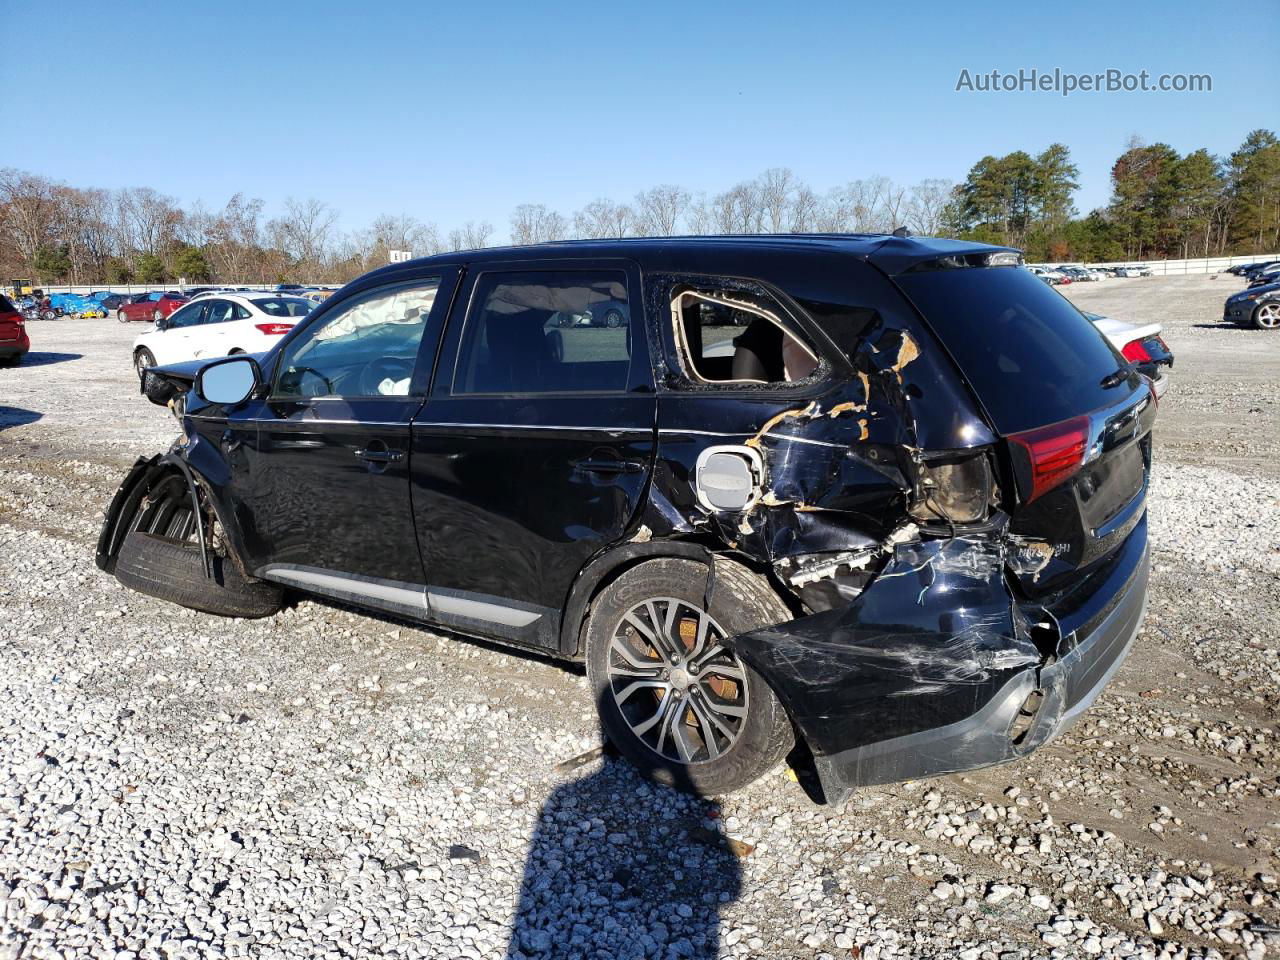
[[1, 275, 1278, 960]]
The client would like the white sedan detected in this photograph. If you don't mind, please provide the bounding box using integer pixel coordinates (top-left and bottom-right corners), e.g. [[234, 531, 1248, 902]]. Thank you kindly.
[[1085, 310, 1173, 398], [133, 293, 315, 375]]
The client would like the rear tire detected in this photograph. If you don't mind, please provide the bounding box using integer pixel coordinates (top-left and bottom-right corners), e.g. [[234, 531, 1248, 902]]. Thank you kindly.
[[117, 309, 128, 323], [153, 309, 163, 323], [584, 557, 794, 796], [114, 531, 282, 618]]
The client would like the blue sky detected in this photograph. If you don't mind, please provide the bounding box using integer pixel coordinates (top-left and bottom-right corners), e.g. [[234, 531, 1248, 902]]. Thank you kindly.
[[3, 0, 1267, 236]]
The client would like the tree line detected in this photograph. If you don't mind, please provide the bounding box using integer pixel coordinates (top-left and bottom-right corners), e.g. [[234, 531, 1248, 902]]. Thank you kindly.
[[2, 128, 1276, 286]]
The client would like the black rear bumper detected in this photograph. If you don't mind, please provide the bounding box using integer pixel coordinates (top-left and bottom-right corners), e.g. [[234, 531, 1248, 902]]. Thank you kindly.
[[730, 515, 1149, 805]]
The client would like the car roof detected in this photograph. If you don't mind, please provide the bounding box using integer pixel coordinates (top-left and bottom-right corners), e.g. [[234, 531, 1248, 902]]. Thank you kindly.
[[365, 234, 1020, 279]]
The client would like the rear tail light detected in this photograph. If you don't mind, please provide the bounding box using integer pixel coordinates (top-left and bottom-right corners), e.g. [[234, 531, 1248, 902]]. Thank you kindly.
[[1009, 415, 1090, 504], [255, 322, 294, 335], [910, 451, 996, 524], [1121, 339, 1153, 363]]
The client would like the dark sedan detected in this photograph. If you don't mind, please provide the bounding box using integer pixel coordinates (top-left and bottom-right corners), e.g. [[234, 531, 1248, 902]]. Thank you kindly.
[[1224, 281, 1280, 329]]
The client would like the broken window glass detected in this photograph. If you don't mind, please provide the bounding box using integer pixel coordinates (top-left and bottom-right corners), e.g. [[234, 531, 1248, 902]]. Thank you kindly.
[[670, 287, 819, 385]]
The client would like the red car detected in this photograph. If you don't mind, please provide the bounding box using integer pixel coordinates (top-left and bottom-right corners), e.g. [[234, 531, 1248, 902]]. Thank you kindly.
[[0, 294, 31, 365], [116, 292, 188, 324]]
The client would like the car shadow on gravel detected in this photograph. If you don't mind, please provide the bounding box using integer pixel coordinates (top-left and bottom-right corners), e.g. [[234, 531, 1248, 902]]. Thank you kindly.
[[0, 406, 42, 431], [15, 351, 83, 367], [505, 746, 741, 960]]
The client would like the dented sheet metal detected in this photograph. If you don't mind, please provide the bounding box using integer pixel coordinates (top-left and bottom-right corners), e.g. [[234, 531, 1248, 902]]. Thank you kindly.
[[725, 531, 1044, 760]]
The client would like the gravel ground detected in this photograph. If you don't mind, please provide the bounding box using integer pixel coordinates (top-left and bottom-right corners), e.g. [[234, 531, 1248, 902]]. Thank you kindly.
[[1, 275, 1278, 960]]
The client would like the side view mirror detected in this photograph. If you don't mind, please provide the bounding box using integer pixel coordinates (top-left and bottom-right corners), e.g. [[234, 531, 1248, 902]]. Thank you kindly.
[[196, 356, 261, 406]]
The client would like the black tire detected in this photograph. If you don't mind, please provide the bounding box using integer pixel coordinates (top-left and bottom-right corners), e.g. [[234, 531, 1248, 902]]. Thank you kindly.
[[584, 557, 793, 796], [42, 309, 56, 321], [153, 308, 163, 323], [114, 531, 282, 618], [134, 347, 156, 379], [604, 309, 623, 328], [117, 309, 128, 323]]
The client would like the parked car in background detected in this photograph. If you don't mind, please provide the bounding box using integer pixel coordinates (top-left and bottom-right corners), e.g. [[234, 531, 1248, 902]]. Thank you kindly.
[[1113, 266, 1144, 278], [131, 293, 315, 375], [1239, 260, 1280, 281], [1223, 281, 1280, 330], [1247, 264, 1280, 288], [1081, 311, 1174, 397], [0, 294, 31, 365], [48, 293, 108, 318], [117, 291, 188, 324], [1029, 266, 1069, 284], [99, 235, 1155, 802]]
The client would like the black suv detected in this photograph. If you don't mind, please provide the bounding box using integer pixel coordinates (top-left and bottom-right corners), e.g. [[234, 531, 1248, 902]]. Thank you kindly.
[[98, 235, 1154, 802]]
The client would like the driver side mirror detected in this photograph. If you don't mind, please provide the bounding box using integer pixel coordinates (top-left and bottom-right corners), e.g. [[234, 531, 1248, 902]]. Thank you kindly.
[[196, 356, 261, 406]]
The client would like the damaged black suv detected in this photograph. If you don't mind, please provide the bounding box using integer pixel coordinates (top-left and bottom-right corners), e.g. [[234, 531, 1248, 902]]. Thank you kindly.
[[98, 235, 1155, 803]]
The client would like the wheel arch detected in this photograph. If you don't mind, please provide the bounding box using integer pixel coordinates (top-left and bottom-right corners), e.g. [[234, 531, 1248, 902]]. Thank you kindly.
[[558, 540, 793, 659]]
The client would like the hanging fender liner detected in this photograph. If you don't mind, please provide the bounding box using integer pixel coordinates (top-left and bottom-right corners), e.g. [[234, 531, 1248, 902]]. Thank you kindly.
[[95, 452, 222, 579]]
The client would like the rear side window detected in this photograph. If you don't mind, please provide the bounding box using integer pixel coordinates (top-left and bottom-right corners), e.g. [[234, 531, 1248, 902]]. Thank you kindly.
[[453, 271, 632, 395], [894, 266, 1124, 434], [253, 297, 315, 317]]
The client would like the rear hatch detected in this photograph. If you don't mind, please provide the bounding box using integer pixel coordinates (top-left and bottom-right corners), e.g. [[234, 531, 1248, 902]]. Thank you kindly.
[[892, 262, 1155, 598], [0, 295, 23, 343]]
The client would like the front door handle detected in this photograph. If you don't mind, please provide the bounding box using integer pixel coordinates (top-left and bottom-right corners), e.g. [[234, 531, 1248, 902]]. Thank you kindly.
[[577, 459, 643, 475], [355, 448, 404, 464]]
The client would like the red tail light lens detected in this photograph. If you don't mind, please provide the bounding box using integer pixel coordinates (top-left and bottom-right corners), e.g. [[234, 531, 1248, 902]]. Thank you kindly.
[[1121, 339, 1153, 363], [1009, 415, 1090, 503], [255, 322, 294, 335]]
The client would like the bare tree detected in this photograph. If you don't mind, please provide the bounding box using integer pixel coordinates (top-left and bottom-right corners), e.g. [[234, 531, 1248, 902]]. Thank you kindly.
[[447, 221, 494, 251], [206, 194, 265, 281], [0, 168, 57, 265], [757, 168, 797, 233], [268, 197, 337, 275], [633, 185, 690, 236], [54, 187, 115, 282], [572, 199, 633, 239], [790, 186, 820, 233], [904, 179, 955, 236], [509, 204, 567, 246], [117, 187, 182, 257]]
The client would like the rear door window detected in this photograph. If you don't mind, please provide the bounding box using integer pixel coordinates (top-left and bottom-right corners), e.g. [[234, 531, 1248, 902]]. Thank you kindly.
[[894, 265, 1125, 434], [453, 271, 633, 395]]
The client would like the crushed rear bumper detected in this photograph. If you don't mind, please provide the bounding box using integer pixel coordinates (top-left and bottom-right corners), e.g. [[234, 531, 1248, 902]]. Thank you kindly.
[[730, 515, 1149, 805]]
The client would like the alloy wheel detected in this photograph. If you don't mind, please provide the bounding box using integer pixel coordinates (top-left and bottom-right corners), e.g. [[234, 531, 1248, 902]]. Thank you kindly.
[[606, 597, 750, 764], [1256, 303, 1280, 329]]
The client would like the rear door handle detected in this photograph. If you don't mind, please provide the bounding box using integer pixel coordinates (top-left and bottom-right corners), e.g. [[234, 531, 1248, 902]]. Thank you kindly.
[[577, 459, 643, 475], [355, 448, 404, 464]]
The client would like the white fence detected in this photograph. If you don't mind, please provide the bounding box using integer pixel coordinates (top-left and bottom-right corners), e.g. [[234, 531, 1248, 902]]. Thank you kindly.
[[1033, 253, 1279, 276], [11, 282, 320, 296]]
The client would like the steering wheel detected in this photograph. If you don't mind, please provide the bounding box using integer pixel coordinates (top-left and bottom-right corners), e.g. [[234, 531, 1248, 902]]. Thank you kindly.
[[360, 356, 416, 396]]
